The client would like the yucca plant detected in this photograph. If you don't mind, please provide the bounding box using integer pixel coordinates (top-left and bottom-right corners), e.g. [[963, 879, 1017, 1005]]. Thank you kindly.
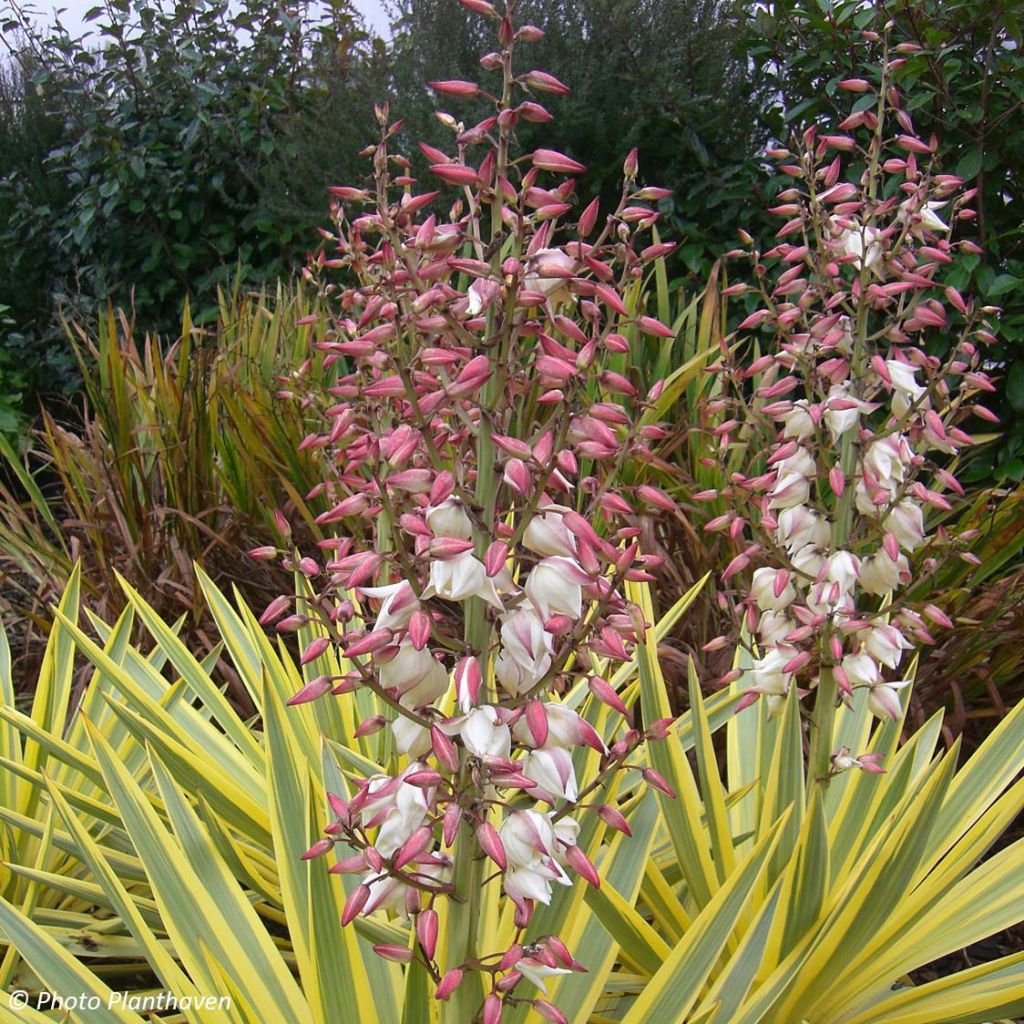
[[579, 581, 1024, 1023], [0, 570, 723, 1022], [0, 281, 332, 687]]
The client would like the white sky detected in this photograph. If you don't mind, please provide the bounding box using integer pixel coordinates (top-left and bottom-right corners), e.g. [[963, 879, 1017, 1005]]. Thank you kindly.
[[29, 0, 392, 39]]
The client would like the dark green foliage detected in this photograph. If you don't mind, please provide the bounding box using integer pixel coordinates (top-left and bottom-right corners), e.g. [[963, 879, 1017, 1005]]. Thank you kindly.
[[0, 0, 387, 429], [746, 0, 1024, 482], [387, 0, 773, 278]]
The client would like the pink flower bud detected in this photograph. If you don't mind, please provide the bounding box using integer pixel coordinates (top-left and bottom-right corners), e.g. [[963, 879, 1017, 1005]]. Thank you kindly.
[[477, 821, 507, 870], [523, 69, 571, 94], [300, 636, 331, 666], [597, 803, 632, 836], [431, 163, 481, 186], [637, 315, 676, 338], [430, 79, 480, 97], [623, 147, 639, 177], [353, 716, 387, 739], [588, 675, 629, 717], [531, 148, 586, 174], [564, 844, 600, 888], [436, 968, 464, 1000], [432, 725, 461, 775], [642, 767, 676, 798], [373, 943, 414, 963], [483, 993, 503, 1024], [341, 883, 370, 925], [485, 540, 509, 577], [535, 1001, 569, 1024], [301, 837, 333, 860], [416, 908, 438, 960], [287, 676, 333, 706], [345, 628, 395, 658], [838, 78, 871, 92], [526, 700, 549, 747], [443, 801, 461, 847]]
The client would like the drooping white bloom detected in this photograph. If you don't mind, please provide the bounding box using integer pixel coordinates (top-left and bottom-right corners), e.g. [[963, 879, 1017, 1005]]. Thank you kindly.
[[516, 956, 572, 994], [886, 360, 926, 416], [823, 383, 872, 440], [391, 715, 433, 758], [523, 247, 575, 301], [837, 221, 883, 271], [379, 642, 449, 709], [858, 550, 909, 595], [767, 469, 811, 511], [863, 623, 913, 671], [512, 702, 590, 749], [826, 550, 861, 597], [750, 567, 797, 612], [884, 500, 925, 552], [495, 606, 553, 695], [791, 543, 826, 582], [359, 579, 419, 632], [747, 647, 796, 717], [781, 399, 815, 440], [776, 505, 830, 553], [460, 706, 512, 760], [500, 809, 571, 907], [522, 746, 578, 803], [425, 498, 474, 540], [525, 556, 588, 619], [758, 610, 797, 646], [361, 763, 433, 858], [423, 551, 503, 607], [523, 508, 577, 558], [867, 680, 911, 721], [841, 651, 882, 689]]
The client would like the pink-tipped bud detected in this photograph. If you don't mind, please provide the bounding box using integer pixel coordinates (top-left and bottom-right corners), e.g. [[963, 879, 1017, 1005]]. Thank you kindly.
[[341, 883, 370, 925], [485, 540, 509, 577], [301, 837, 333, 860], [454, 656, 483, 711], [637, 315, 676, 339], [923, 604, 954, 629], [597, 803, 632, 836], [642, 767, 676, 798], [483, 993, 504, 1024], [248, 545, 278, 561], [838, 78, 871, 92], [443, 801, 462, 847], [623, 147, 639, 178], [532, 148, 586, 174], [579, 197, 600, 236], [829, 466, 845, 496], [564, 845, 600, 888], [430, 470, 456, 506], [535, 1000, 569, 1024], [432, 725, 461, 775], [373, 943, 414, 963], [477, 821, 507, 870], [416, 908, 439, 960], [287, 676, 333, 706], [259, 595, 291, 626], [588, 675, 629, 717], [408, 610, 432, 650], [526, 700, 549, 746], [524, 69, 571, 94], [394, 824, 434, 870], [430, 79, 480, 97], [300, 636, 331, 666], [436, 968, 464, 1000], [345, 628, 395, 658], [353, 716, 387, 739]]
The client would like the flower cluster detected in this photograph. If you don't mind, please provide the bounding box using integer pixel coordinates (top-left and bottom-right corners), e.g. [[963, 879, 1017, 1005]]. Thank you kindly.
[[255, 1, 681, 1020], [697, 34, 998, 781]]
